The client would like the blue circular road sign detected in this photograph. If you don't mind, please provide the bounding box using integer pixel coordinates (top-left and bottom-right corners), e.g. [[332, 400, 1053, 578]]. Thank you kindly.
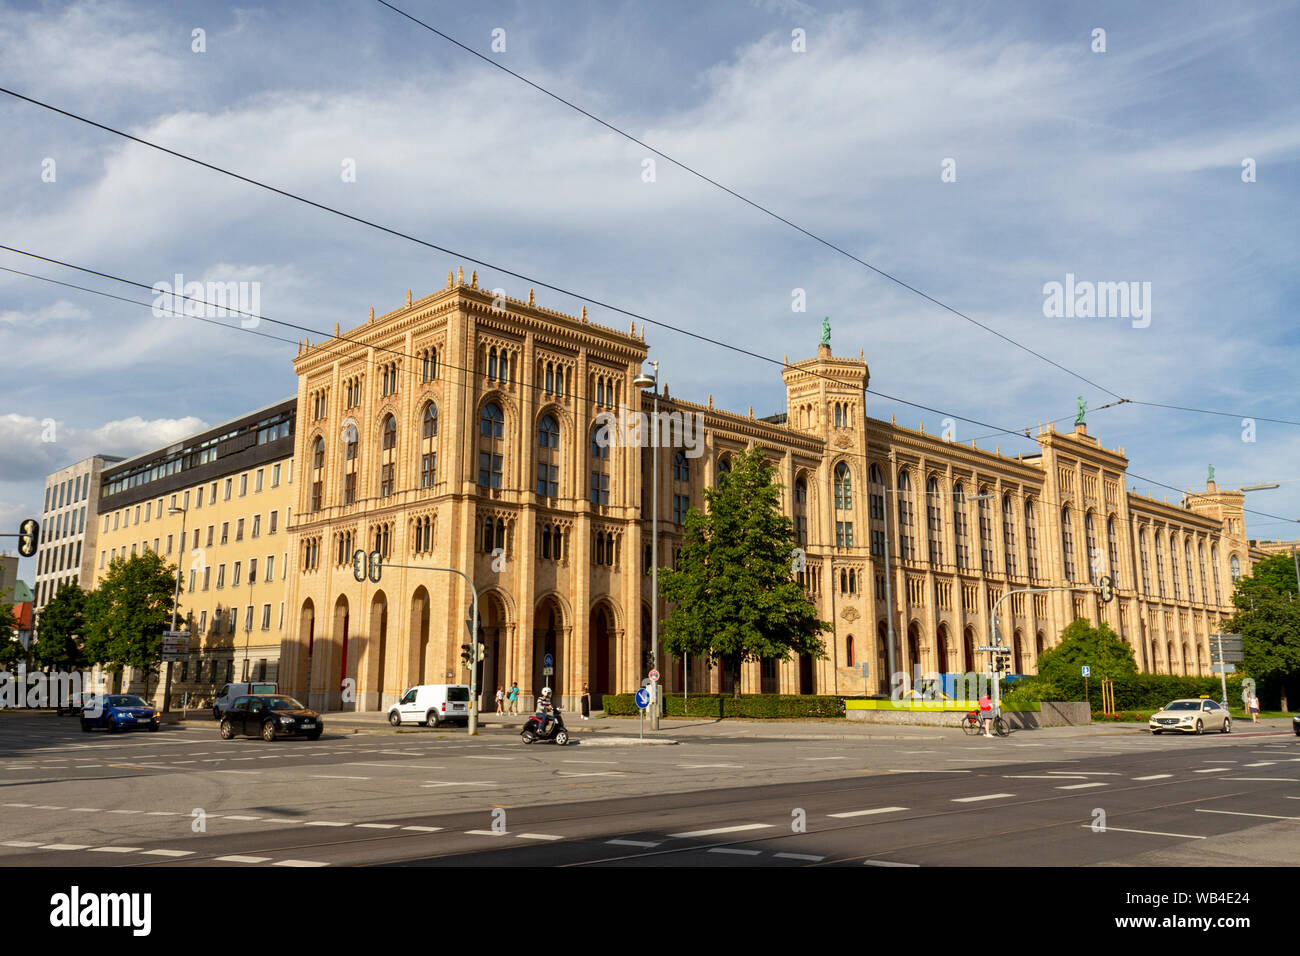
[[544, 652, 554, 669], [635, 688, 651, 709]]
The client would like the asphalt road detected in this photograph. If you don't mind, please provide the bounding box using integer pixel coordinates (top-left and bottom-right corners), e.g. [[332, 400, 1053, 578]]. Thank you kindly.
[[1, 713, 1296, 867]]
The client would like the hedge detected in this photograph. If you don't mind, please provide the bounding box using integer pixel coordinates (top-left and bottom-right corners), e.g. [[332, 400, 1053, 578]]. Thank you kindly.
[[1004, 673, 1244, 713], [599, 693, 843, 719]]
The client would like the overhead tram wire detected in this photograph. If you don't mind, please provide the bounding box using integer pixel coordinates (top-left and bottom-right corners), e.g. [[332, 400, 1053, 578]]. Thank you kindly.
[[3, 86, 1293, 434], [5, 249, 1294, 530], [371, 0, 1122, 402], [373, 1, 1300, 435], [0, 242, 1068, 443]]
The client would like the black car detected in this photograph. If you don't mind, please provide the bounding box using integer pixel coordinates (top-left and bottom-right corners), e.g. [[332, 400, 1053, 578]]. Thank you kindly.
[[219, 695, 322, 741], [1293, 713, 1299, 737]]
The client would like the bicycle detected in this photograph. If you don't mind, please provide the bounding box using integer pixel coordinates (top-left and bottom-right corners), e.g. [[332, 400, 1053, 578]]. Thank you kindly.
[[962, 710, 1010, 737]]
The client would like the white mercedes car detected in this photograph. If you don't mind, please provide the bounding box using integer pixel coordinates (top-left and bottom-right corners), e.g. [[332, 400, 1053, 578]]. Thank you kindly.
[[1149, 698, 1231, 735]]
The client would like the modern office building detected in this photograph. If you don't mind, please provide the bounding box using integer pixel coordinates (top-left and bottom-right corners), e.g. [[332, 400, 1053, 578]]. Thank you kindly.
[[92, 399, 296, 697], [32, 455, 123, 612], [277, 271, 1257, 714]]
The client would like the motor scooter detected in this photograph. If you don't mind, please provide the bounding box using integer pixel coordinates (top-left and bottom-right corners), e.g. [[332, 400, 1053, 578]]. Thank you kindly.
[[521, 706, 569, 745]]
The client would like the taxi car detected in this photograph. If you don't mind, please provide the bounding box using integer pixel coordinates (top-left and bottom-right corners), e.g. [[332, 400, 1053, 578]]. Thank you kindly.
[[1149, 698, 1230, 735]]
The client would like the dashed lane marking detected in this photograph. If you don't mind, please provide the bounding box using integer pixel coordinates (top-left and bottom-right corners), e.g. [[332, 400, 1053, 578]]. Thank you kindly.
[[864, 859, 918, 867], [1133, 774, 1173, 780], [517, 833, 563, 841], [1192, 767, 1231, 774], [775, 852, 825, 861], [274, 859, 329, 867], [708, 847, 760, 856], [41, 844, 92, 851], [827, 807, 908, 819], [1196, 809, 1300, 821], [669, 824, 774, 838], [607, 839, 659, 848], [951, 793, 1015, 802], [1081, 824, 1205, 839], [216, 855, 271, 863], [401, 826, 443, 832], [1056, 783, 1108, 790], [303, 821, 351, 827], [356, 823, 399, 829]]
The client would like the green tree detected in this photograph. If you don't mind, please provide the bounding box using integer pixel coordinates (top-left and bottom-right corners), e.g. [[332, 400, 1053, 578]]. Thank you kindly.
[[0, 601, 21, 670], [659, 445, 831, 698], [83, 552, 178, 700], [32, 582, 88, 673], [1036, 618, 1138, 684], [1222, 553, 1300, 709]]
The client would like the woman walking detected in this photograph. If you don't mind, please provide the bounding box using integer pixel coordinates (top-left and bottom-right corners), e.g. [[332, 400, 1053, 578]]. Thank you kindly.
[[1248, 689, 1261, 724], [580, 683, 591, 720], [494, 686, 505, 715]]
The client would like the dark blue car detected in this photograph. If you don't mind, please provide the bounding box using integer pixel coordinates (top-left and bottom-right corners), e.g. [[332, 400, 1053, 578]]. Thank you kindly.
[[80, 695, 161, 733]]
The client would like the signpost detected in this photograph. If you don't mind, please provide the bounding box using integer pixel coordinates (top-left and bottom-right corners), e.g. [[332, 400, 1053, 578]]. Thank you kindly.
[[635, 686, 651, 740], [1210, 634, 1243, 704], [1082, 665, 1091, 703], [161, 631, 189, 663]]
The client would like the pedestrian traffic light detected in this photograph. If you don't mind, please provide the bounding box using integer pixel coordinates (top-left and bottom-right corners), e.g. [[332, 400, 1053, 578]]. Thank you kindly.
[[17, 519, 38, 557], [461, 643, 473, 668], [1098, 575, 1114, 603]]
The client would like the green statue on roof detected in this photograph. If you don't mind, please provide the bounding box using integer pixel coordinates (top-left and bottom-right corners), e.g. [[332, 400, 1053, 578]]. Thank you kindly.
[[1075, 396, 1086, 426], [1208, 464, 1215, 483], [820, 315, 831, 347]]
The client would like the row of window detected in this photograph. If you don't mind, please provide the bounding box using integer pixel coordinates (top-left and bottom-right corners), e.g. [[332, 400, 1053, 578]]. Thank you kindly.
[[38, 537, 82, 578], [44, 472, 91, 515], [100, 414, 291, 499], [184, 554, 283, 593], [101, 463, 291, 535]]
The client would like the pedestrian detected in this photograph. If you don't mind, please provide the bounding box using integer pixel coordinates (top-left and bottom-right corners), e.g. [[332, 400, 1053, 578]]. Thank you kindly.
[[1248, 690, 1260, 724], [580, 683, 591, 720], [494, 685, 505, 715], [507, 681, 519, 714]]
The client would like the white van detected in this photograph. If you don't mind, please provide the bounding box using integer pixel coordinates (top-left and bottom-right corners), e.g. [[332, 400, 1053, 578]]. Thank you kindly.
[[214, 682, 278, 719], [388, 685, 471, 727]]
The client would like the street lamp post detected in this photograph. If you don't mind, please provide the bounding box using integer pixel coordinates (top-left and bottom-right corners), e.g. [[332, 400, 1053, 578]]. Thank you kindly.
[[633, 362, 660, 730], [164, 506, 188, 712]]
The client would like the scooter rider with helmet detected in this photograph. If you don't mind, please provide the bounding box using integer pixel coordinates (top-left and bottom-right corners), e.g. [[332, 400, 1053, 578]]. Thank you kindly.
[[535, 687, 555, 736]]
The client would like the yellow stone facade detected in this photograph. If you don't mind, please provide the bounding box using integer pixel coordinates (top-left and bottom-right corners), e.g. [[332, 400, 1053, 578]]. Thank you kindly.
[[279, 274, 1255, 713], [93, 401, 296, 697]]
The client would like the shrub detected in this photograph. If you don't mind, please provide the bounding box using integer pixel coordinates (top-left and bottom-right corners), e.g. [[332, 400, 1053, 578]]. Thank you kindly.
[[599, 693, 843, 719], [1006, 673, 1243, 713]]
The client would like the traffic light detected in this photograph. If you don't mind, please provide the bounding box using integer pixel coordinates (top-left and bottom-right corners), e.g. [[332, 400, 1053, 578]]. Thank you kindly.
[[368, 549, 382, 583], [461, 644, 473, 668], [1098, 575, 1114, 603], [17, 519, 38, 557], [475, 642, 486, 663], [352, 549, 366, 583]]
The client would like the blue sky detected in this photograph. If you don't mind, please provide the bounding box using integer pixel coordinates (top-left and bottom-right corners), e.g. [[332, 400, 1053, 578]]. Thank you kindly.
[[3, 0, 1299, 582]]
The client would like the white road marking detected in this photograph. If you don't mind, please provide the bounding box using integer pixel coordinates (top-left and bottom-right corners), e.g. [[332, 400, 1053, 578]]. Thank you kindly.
[[1, 841, 41, 847], [827, 807, 908, 818], [864, 859, 918, 866], [465, 829, 506, 836], [309, 775, 370, 780], [1224, 777, 1300, 782], [1056, 783, 1108, 790], [68, 807, 100, 812], [952, 793, 1015, 802], [774, 852, 825, 861], [216, 855, 271, 863], [1196, 809, 1300, 821], [402, 826, 443, 832], [555, 771, 624, 778], [886, 769, 971, 774], [89, 846, 143, 853], [356, 823, 399, 829], [213, 770, 261, 774], [41, 844, 91, 851], [274, 859, 329, 867], [1132, 774, 1173, 780], [107, 809, 143, 814], [1081, 825, 1205, 839], [607, 839, 659, 848], [1005, 775, 1088, 780], [1244, 762, 1277, 767], [145, 811, 179, 816], [421, 781, 497, 788], [517, 833, 563, 841], [677, 764, 743, 769], [1193, 767, 1230, 774], [804, 757, 847, 761], [464, 756, 513, 761], [670, 824, 774, 838], [224, 815, 262, 821], [348, 763, 445, 769], [708, 847, 761, 856], [1045, 771, 1121, 776]]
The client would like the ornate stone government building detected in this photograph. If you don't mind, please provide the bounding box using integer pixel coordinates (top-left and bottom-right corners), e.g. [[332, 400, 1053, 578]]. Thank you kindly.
[[279, 269, 1256, 712]]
